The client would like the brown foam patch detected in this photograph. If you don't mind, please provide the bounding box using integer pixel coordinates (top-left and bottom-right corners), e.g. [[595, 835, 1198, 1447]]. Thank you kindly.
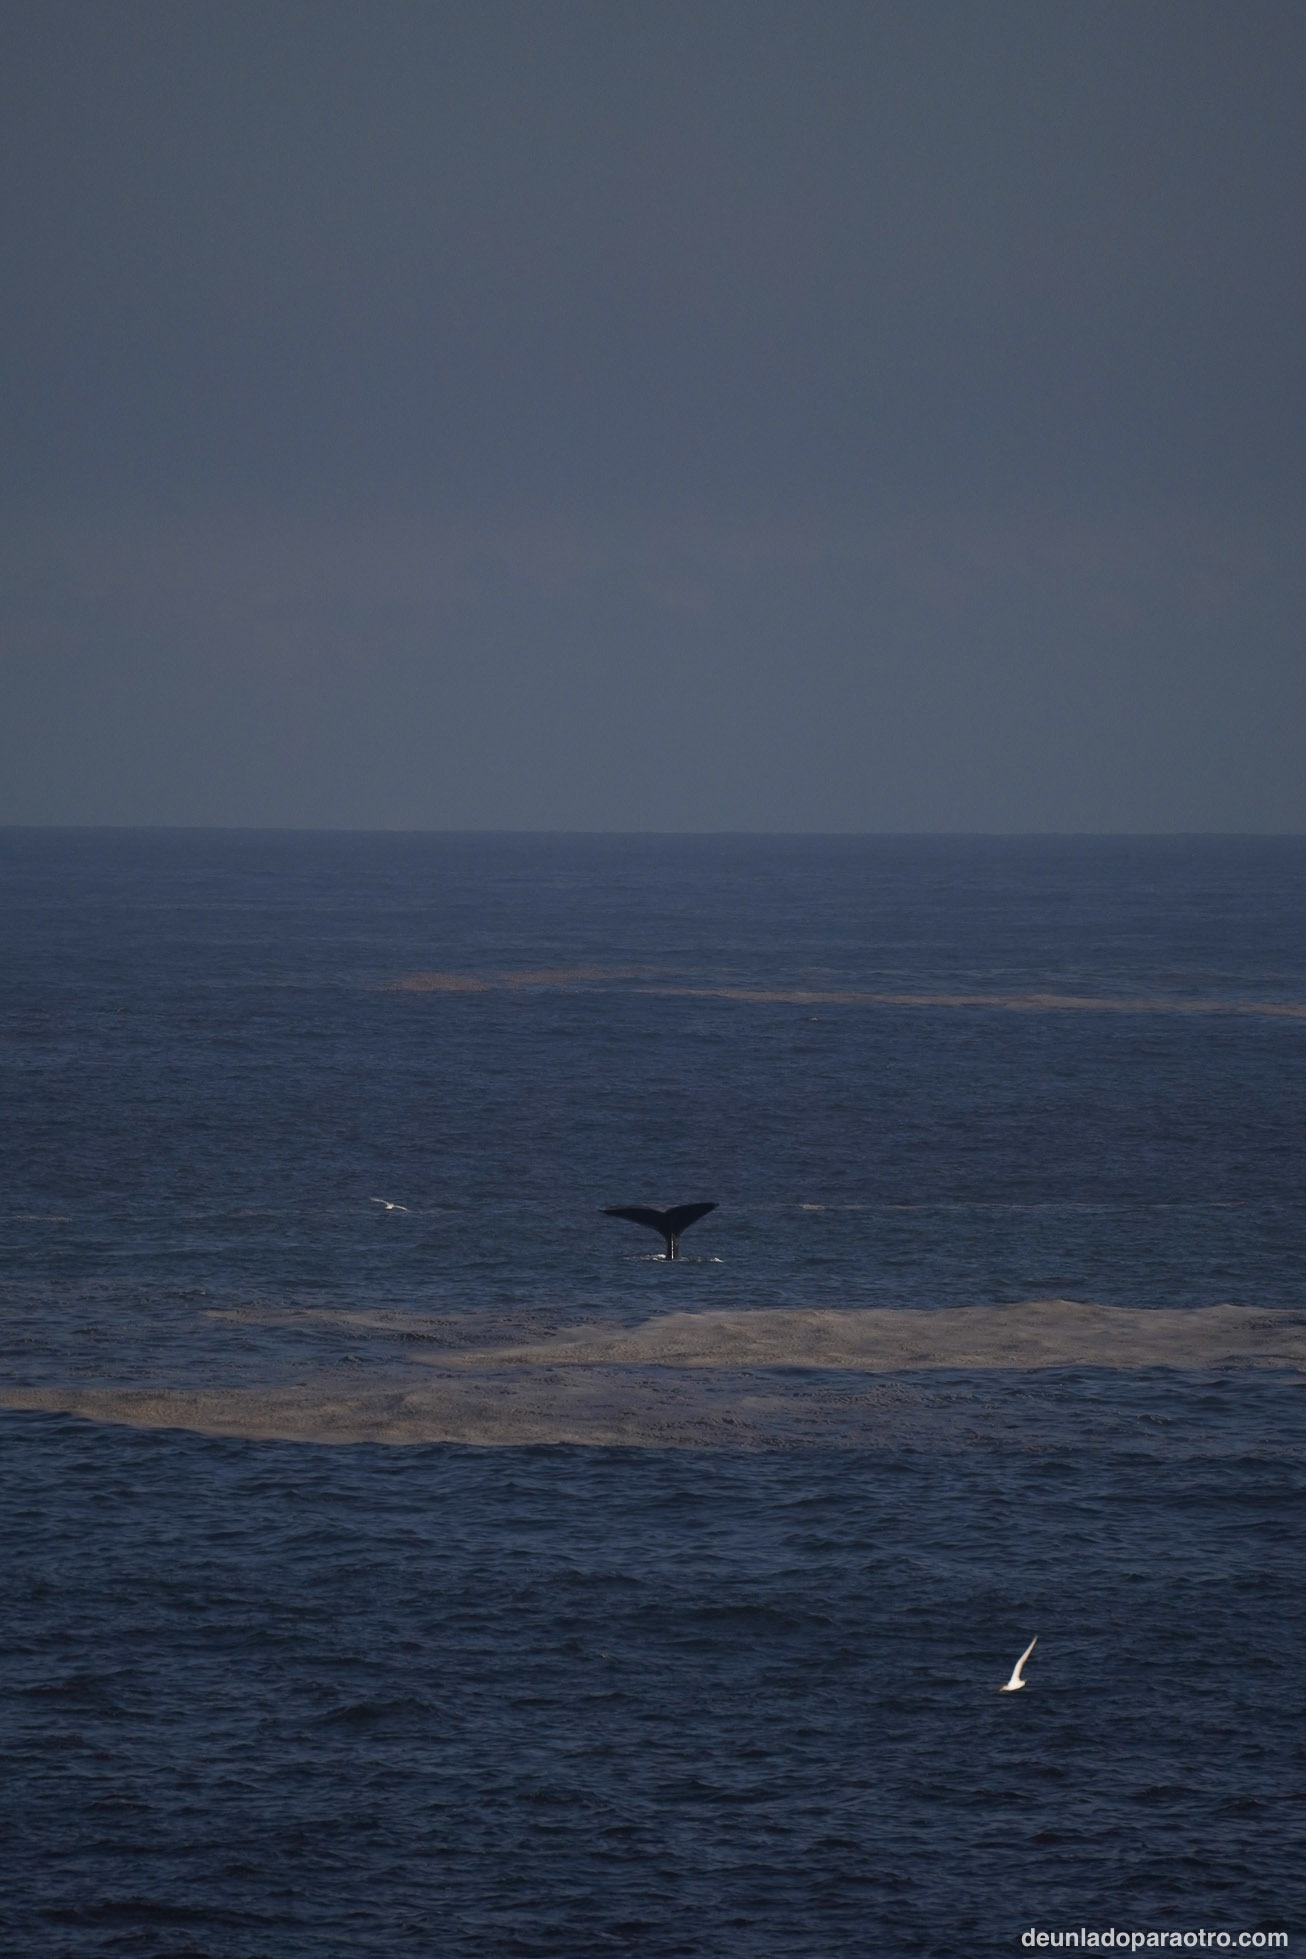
[[425, 1301, 1306, 1373], [0, 1373, 919, 1450], [376, 971, 1306, 1017], [383, 966, 641, 993], [640, 987, 1306, 1018], [3, 1304, 1303, 1449]]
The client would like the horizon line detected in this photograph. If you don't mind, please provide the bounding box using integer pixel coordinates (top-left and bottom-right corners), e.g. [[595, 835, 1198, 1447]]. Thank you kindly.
[[2, 823, 1305, 842]]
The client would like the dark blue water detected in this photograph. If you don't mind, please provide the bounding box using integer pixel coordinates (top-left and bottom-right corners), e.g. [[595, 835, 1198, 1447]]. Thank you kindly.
[[2, 832, 1304, 1955]]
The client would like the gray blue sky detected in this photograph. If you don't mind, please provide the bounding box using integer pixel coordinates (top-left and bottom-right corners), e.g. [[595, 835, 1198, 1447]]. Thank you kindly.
[[2, 0, 1303, 829]]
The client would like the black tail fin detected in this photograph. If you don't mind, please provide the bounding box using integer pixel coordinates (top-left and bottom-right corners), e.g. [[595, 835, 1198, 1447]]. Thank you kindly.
[[661, 1203, 717, 1239], [603, 1202, 717, 1259]]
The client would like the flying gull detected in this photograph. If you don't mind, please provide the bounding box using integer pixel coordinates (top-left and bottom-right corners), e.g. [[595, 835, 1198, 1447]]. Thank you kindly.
[[999, 1636, 1038, 1692], [370, 1199, 410, 1213]]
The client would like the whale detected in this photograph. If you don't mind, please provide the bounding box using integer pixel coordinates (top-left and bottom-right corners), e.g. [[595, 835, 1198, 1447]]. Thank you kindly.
[[603, 1202, 717, 1260]]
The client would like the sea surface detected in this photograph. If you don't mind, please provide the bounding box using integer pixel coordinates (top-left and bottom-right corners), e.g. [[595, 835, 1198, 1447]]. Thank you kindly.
[[1, 831, 1304, 1956]]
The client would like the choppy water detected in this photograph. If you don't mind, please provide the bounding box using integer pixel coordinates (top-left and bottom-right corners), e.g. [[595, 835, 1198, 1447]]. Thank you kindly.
[[2, 832, 1304, 1955]]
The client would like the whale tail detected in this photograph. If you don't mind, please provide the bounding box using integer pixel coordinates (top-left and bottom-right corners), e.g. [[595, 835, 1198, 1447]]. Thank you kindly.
[[603, 1201, 717, 1259]]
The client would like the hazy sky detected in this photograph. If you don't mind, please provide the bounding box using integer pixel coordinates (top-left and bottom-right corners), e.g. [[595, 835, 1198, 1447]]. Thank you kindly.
[[2, 0, 1303, 830]]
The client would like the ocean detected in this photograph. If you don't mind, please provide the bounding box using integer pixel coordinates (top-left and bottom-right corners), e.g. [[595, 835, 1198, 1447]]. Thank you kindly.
[[1, 831, 1303, 1956]]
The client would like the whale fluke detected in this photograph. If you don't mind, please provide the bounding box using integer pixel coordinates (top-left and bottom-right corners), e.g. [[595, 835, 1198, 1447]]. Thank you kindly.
[[603, 1202, 717, 1260]]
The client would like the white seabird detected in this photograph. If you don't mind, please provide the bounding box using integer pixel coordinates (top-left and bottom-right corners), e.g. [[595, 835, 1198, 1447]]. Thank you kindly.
[[370, 1198, 410, 1212], [1000, 1635, 1038, 1692]]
